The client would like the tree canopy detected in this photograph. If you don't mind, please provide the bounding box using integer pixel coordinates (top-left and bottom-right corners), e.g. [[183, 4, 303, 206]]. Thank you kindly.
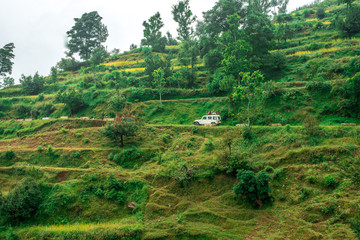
[[172, 0, 197, 42], [141, 12, 167, 52], [66, 11, 108, 60], [0, 43, 15, 84]]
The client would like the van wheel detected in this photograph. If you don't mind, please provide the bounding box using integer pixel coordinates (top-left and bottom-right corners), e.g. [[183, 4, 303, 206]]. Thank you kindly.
[[194, 122, 199, 125], [211, 122, 216, 125]]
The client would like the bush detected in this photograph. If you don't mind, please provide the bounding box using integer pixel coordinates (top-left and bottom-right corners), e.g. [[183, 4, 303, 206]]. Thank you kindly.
[[242, 126, 253, 140], [303, 115, 319, 137], [56, 90, 88, 115], [323, 174, 337, 188], [306, 81, 332, 94], [20, 72, 45, 95], [4, 150, 15, 160], [303, 9, 312, 18], [316, 8, 325, 19], [233, 170, 272, 207], [84, 138, 90, 144], [0, 178, 43, 225], [14, 104, 31, 118], [270, 52, 287, 70], [203, 140, 214, 152], [113, 148, 150, 168]]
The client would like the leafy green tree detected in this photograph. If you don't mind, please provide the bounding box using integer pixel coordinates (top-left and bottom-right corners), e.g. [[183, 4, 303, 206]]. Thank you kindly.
[[0, 178, 43, 225], [339, 0, 355, 9], [220, 14, 252, 82], [337, 6, 360, 39], [89, 46, 108, 66], [232, 71, 265, 127], [110, 94, 126, 112], [141, 12, 167, 52], [197, 0, 246, 70], [66, 11, 108, 60], [172, 0, 197, 42], [20, 72, 45, 95], [152, 68, 166, 104], [2, 76, 15, 88], [56, 56, 84, 71], [244, 0, 274, 68], [50, 66, 58, 83], [102, 119, 139, 147], [56, 89, 88, 115], [233, 170, 272, 207], [0, 43, 15, 85], [166, 31, 178, 45]]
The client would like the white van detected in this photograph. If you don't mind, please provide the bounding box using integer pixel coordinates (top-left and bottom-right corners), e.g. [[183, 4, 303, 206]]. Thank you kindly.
[[194, 114, 221, 126]]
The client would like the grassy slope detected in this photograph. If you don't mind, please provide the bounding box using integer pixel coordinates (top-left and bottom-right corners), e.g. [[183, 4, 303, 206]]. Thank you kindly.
[[1, 119, 360, 239]]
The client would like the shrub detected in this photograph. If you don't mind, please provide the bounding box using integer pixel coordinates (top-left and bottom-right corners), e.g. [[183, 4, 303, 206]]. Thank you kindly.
[[4, 150, 15, 160], [203, 140, 214, 152], [191, 127, 198, 134], [242, 126, 253, 140], [37, 93, 44, 101], [323, 174, 337, 188], [0, 178, 43, 225], [300, 187, 312, 200], [37, 146, 43, 152], [56, 90, 88, 115], [61, 128, 68, 134], [270, 52, 287, 70], [316, 8, 325, 19], [14, 104, 31, 118], [162, 134, 172, 144], [233, 170, 272, 207], [20, 72, 45, 95], [303, 115, 319, 137], [306, 81, 332, 94], [84, 138, 90, 144], [108, 153, 114, 160], [303, 9, 312, 18], [113, 148, 149, 168], [174, 164, 196, 188]]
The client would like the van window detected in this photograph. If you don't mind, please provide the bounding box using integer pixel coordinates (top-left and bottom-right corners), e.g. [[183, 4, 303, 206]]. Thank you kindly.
[[202, 116, 207, 120], [208, 116, 212, 120], [213, 116, 217, 120]]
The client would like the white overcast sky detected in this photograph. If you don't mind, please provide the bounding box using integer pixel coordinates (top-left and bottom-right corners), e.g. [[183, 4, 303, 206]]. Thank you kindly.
[[0, 0, 315, 82]]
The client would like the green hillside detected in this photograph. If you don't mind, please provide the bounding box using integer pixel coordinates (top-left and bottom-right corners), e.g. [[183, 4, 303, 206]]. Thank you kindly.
[[1, 0, 360, 239]]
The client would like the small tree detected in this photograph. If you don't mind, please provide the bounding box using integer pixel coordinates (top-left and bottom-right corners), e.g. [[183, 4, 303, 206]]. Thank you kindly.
[[101, 113, 140, 147], [152, 68, 166, 104], [50, 66, 58, 83], [232, 71, 265, 127]]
